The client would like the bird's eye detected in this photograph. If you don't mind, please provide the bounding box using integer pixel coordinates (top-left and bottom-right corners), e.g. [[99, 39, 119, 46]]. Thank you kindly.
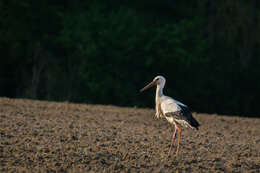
[[156, 78, 159, 81]]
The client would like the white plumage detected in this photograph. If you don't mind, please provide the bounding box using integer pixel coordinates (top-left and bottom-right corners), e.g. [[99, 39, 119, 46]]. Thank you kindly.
[[140, 75, 200, 156], [161, 96, 182, 114]]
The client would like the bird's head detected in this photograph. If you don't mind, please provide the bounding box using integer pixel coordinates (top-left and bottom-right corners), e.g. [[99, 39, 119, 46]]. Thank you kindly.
[[140, 75, 166, 92]]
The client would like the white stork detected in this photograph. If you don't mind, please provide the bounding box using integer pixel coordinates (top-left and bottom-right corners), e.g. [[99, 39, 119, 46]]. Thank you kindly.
[[140, 75, 200, 156]]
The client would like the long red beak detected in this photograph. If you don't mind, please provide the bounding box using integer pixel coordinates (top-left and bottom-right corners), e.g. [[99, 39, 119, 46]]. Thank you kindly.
[[140, 81, 156, 92]]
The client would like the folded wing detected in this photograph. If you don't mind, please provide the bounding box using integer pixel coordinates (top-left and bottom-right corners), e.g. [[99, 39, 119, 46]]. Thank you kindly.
[[161, 96, 200, 130]]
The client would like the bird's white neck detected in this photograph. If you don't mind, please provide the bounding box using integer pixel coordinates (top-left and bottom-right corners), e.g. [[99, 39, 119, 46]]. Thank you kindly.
[[155, 84, 164, 103], [155, 84, 164, 118]]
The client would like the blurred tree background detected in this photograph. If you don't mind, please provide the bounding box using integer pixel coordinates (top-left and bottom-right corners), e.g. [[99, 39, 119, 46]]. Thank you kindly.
[[0, 0, 259, 116]]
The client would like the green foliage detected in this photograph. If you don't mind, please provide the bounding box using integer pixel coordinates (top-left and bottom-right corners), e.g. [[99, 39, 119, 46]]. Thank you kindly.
[[0, 0, 260, 116], [53, 4, 207, 107]]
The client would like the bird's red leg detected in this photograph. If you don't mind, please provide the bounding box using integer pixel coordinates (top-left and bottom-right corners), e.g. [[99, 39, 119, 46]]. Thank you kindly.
[[167, 124, 177, 156], [176, 125, 182, 155]]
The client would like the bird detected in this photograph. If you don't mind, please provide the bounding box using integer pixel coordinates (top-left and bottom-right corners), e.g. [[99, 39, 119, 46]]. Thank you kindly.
[[140, 75, 200, 156]]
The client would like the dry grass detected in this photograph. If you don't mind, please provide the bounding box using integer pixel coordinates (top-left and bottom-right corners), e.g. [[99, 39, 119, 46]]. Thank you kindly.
[[0, 97, 260, 172]]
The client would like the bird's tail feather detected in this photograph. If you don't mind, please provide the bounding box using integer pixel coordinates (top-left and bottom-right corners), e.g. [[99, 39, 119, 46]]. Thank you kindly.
[[190, 116, 200, 130]]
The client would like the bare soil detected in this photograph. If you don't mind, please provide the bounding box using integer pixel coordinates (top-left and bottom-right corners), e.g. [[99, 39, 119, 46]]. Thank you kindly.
[[0, 97, 260, 172]]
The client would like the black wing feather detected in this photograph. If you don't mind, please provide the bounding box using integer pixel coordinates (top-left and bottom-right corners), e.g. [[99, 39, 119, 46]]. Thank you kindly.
[[179, 105, 200, 130]]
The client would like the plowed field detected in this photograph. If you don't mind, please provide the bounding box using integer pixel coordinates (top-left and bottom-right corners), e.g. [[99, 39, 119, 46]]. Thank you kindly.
[[1, 98, 260, 172]]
